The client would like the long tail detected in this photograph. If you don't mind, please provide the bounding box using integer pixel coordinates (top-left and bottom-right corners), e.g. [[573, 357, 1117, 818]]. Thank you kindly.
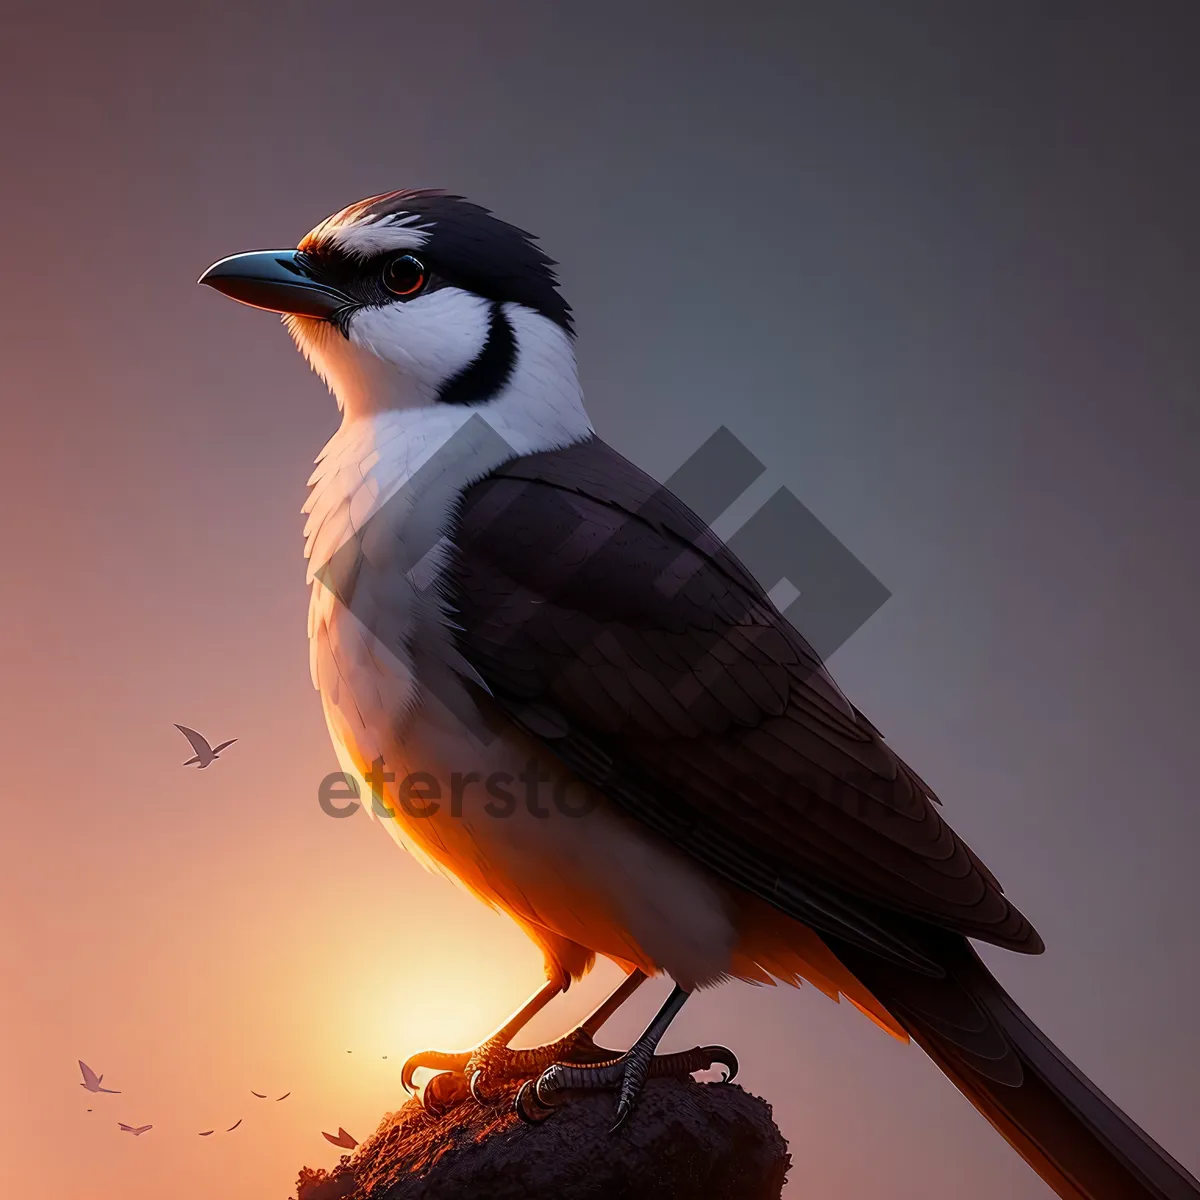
[[832, 929, 1200, 1200]]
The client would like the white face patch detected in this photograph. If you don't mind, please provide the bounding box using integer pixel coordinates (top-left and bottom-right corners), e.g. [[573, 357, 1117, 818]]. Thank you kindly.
[[284, 286, 495, 415], [348, 287, 493, 395]]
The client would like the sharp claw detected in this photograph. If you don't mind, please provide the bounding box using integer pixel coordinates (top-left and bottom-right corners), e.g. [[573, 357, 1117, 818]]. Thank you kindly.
[[609, 1098, 633, 1133], [400, 1050, 469, 1094], [705, 1045, 739, 1083], [514, 1080, 555, 1124], [468, 1069, 494, 1105], [420, 1069, 471, 1115]]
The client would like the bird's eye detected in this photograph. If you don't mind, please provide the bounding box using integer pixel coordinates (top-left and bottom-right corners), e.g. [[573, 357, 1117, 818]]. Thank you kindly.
[[382, 254, 428, 297]]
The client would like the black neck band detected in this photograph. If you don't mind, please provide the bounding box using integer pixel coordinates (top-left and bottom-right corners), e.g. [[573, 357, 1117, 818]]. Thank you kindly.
[[436, 302, 517, 406]]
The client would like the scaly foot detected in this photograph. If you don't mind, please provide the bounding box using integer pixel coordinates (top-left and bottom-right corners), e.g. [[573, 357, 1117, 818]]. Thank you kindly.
[[402, 1028, 626, 1114], [514, 1043, 738, 1128]]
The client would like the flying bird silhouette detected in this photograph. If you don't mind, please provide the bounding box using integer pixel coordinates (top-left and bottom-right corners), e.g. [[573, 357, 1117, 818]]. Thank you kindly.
[[118, 1123, 152, 1136], [322, 1128, 358, 1150], [198, 1130, 214, 1137], [174, 724, 237, 768], [276, 1092, 290, 1101], [78, 1061, 120, 1094], [227, 1119, 242, 1131], [250, 1091, 266, 1098]]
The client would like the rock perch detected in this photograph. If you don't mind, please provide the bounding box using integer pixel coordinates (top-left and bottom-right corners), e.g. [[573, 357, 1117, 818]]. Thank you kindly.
[[294, 1077, 790, 1200]]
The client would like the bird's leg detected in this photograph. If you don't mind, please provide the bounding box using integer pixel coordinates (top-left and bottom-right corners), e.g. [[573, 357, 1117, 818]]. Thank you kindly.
[[401, 976, 564, 1113], [463, 968, 650, 1103], [515, 983, 738, 1129], [407, 970, 652, 1112], [406, 968, 664, 1113]]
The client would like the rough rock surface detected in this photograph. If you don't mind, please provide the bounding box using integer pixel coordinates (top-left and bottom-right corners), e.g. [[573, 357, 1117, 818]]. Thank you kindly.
[[294, 1078, 790, 1200]]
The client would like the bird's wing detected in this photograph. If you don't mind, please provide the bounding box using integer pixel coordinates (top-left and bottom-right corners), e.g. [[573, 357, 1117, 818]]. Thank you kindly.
[[276, 1092, 290, 1101], [117, 1123, 132, 1131], [175, 725, 213, 757], [78, 1061, 100, 1089], [251, 1091, 266, 1098], [448, 437, 1042, 969], [135, 1125, 152, 1135], [227, 1119, 242, 1131], [199, 1130, 214, 1136], [211, 739, 238, 754], [97, 1086, 121, 1094]]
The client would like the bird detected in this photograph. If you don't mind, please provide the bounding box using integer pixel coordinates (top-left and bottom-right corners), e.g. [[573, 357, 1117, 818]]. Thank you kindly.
[[118, 1123, 152, 1136], [78, 1061, 120, 1094], [200, 189, 1200, 1199], [174, 723, 237, 768], [198, 1130, 214, 1137], [227, 1119, 242, 1131], [251, 1091, 267, 1098], [275, 1092, 290, 1101], [322, 1127, 358, 1150]]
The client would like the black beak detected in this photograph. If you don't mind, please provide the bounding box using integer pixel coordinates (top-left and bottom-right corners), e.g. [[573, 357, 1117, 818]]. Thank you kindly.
[[198, 250, 353, 320]]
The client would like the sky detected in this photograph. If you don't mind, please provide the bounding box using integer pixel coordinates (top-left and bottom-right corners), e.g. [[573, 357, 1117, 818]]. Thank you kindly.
[[1, 2, 1198, 1197]]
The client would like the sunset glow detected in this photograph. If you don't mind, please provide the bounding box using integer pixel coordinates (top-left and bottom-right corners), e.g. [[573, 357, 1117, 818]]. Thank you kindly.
[[4, 6, 1199, 1200]]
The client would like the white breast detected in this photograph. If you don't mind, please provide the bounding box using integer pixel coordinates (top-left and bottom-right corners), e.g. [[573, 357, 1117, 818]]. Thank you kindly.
[[301, 303, 593, 869], [299, 379, 742, 988]]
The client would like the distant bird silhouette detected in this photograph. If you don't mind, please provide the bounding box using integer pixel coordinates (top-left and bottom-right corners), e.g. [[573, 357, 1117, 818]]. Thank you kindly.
[[175, 724, 237, 768], [199, 1130, 214, 1136], [322, 1127, 358, 1150], [78, 1061, 120, 1094], [227, 1119, 242, 1131], [276, 1092, 290, 1101], [251, 1091, 266, 1098], [118, 1123, 152, 1136]]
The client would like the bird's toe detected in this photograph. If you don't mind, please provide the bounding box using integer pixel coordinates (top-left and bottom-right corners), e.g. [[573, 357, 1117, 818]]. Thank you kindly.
[[400, 1049, 470, 1095], [419, 1069, 471, 1115]]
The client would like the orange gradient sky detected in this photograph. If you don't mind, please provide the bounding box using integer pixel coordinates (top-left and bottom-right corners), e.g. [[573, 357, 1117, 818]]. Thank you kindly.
[[2, 4, 1199, 1198]]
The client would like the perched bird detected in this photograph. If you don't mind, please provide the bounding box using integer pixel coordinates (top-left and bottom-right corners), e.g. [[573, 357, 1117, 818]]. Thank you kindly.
[[322, 1127, 358, 1150], [118, 1123, 152, 1136], [174, 724, 237, 768], [201, 190, 1200, 1199], [78, 1061, 120, 1094]]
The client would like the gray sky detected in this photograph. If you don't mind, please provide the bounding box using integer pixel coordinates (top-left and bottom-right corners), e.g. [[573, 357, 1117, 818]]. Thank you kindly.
[[1, 3, 1197, 1196]]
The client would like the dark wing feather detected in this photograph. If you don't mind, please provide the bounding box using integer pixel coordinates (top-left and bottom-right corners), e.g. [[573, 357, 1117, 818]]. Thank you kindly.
[[449, 437, 1042, 968]]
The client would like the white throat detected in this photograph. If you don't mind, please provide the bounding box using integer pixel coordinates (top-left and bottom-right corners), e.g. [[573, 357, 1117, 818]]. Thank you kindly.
[[299, 299, 592, 686]]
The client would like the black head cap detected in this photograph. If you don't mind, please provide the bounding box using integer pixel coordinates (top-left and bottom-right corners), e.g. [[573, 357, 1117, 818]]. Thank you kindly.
[[301, 189, 573, 335]]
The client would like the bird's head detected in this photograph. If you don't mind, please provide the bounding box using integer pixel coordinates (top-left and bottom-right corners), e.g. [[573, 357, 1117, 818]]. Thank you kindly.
[[199, 190, 577, 419]]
